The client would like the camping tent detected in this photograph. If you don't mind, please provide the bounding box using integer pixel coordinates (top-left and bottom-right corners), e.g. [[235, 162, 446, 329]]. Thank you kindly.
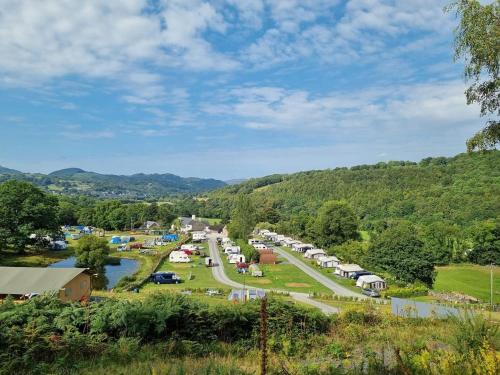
[[162, 234, 178, 242], [109, 236, 121, 244]]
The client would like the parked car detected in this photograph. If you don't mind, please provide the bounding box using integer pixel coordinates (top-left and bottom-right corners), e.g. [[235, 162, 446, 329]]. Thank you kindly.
[[150, 272, 181, 284], [350, 271, 372, 280], [362, 288, 380, 298], [130, 243, 143, 249]]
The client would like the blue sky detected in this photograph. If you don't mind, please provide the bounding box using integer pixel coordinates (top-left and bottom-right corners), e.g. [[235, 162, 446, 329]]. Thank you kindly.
[[0, 0, 486, 180]]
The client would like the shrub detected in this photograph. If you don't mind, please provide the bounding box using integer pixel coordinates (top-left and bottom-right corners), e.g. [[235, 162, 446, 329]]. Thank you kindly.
[[382, 285, 428, 298]]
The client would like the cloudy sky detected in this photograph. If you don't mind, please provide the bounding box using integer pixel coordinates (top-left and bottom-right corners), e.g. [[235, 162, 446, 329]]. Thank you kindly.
[[0, 0, 486, 179]]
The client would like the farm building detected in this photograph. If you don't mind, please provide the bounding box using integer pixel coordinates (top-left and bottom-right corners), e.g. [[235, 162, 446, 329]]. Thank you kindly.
[[356, 275, 386, 290], [259, 253, 278, 264], [316, 255, 339, 268], [169, 251, 191, 263], [335, 264, 364, 278], [304, 249, 326, 259], [0, 267, 91, 302]]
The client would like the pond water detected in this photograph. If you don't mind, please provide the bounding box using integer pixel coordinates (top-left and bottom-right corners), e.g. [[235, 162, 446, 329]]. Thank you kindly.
[[49, 256, 139, 289]]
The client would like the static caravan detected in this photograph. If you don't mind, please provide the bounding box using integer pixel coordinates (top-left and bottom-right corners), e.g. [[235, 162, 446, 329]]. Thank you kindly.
[[264, 232, 277, 240], [253, 243, 268, 250], [169, 250, 192, 263], [293, 243, 314, 253], [259, 229, 270, 236], [283, 238, 299, 247], [228, 254, 246, 264], [335, 264, 364, 278], [316, 256, 339, 268], [356, 275, 386, 290], [224, 246, 241, 255], [192, 231, 207, 242], [181, 244, 199, 251], [248, 238, 262, 245], [249, 264, 263, 277], [274, 235, 285, 245], [304, 249, 327, 259]]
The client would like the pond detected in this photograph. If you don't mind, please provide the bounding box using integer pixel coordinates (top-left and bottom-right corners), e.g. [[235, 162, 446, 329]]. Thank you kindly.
[[49, 256, 139, 290]]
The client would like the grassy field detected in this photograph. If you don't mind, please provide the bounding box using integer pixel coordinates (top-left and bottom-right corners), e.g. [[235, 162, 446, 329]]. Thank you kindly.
[[432, 264, 500, 303], [199, 217, 222, 225], [141, 243, 227, 293], [219, 246, 332, 294], [0, 247, 75, 267]]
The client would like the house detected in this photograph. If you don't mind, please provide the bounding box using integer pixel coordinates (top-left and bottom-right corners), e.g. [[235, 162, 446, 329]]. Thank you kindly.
[[292, 243, 314, 253], [228, 254, 246, 264], [356, 275, 386, 290], [259, 253, 278, 264], [304, 249, 327, 259], [180, 216, 209, 233], [192, 231, 207, 242], [249, 264, 263, 277], [335, 264, 364, 278], [316, 255, 339, 268], [0, 267, 91, 302], [228, 288, 266, 302], [224, 246, 241, 255], [169, 251, 191, 263]]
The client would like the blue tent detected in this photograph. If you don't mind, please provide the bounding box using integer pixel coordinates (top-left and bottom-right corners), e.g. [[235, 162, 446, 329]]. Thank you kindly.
[[162, 234, 178, 242], [109, 236, 121, 244], [75, 225, 85, 231]]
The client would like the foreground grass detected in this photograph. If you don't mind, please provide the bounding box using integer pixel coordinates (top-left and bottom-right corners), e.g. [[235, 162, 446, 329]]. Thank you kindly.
[[0, 247, 75, 267], [433, 264, 500, 303]]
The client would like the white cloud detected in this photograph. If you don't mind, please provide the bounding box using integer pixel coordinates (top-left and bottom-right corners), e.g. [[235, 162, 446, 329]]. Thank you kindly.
[[205, 80, 480, 135]]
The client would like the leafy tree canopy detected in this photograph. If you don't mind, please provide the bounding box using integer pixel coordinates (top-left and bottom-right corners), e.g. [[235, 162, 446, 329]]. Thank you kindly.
[[74, 235, 110, 269], [313, 200, 360, 248]]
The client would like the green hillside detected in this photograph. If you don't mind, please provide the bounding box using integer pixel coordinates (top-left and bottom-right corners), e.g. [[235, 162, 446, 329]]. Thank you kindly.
[[197, 151, 499, 228]]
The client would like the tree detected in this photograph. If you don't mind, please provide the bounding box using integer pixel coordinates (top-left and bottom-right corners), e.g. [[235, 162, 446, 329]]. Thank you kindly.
[[467, 219, 500, 264], [447, 0, 500, 151], [57, 200, 78, 226], [368, 222, 436, 286], [157, 204, 176, 227], [421, 222, 466, 264], [312, 200, 360, 248], [0, 180, 59, 253], [330, 240, 368, 264], [228, 194, 257, 240], [74, 235, 110, 269]]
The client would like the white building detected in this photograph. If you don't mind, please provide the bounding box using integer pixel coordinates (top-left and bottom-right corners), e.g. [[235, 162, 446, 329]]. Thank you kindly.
[[228, 254, 246, 264], [316, 255, 340, 268], [335, 264, 364, 278], [169, 250, 192, 263], [304, 249, 327, 259], [356, 275, 386, 290]]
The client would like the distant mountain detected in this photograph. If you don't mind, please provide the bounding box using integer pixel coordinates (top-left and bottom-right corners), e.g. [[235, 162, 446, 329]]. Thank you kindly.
[[0, 166, 226, 198]]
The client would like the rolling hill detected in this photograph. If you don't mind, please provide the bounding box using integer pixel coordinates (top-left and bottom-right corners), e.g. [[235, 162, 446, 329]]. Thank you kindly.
[[0, 167, 226, 198]]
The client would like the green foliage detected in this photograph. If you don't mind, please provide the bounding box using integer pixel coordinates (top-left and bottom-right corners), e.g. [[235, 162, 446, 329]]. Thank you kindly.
[[368, 222, 436, 286], [0, 180, 60, 253], [420, 221, 467, 265], [74, 236, 110, 269], [228, 194, 257, 240], [0, 294, 330, 373], [330, 240, 368, 264], [447, 0, 499, 151], [449, 312, 499, 354], [236, 239, 260, 263], [467, 219, 500, 265], [312, 200, 360, 248]]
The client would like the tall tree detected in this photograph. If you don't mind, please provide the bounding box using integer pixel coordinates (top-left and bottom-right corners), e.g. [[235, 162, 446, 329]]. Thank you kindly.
[[313, 200, 360, 248], [368, 222, 436, 286], [447, 0, 500, 151], [228, 194, 257, 240], [467, 219, 500, 264], [0, 180, 59, 253], [74, 235, 110, 269]]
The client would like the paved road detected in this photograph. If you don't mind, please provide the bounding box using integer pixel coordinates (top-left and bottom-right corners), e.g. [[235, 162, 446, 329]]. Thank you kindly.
[[271, 246, 365, 299], [207, 236, 339, 315]]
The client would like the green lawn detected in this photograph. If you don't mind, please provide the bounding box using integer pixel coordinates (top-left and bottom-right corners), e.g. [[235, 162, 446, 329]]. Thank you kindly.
[[0, 247, 75, 267], [433, 264, 500, 303], [219, 246, 331, 294], [199, 217, 222, 225], [141, 243, 226, 292]]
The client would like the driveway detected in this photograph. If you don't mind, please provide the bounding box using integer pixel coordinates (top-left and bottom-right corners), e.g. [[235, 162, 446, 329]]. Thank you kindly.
[[207, 236, 339, 315]]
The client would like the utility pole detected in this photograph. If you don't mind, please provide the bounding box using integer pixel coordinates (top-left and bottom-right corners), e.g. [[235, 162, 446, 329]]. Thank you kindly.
[[260, 297, 268, 375], [490, 263, 494, 319]]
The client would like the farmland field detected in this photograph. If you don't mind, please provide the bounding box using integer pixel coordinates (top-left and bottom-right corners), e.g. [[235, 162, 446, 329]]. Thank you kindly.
[[433, 264, 500, 303]]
